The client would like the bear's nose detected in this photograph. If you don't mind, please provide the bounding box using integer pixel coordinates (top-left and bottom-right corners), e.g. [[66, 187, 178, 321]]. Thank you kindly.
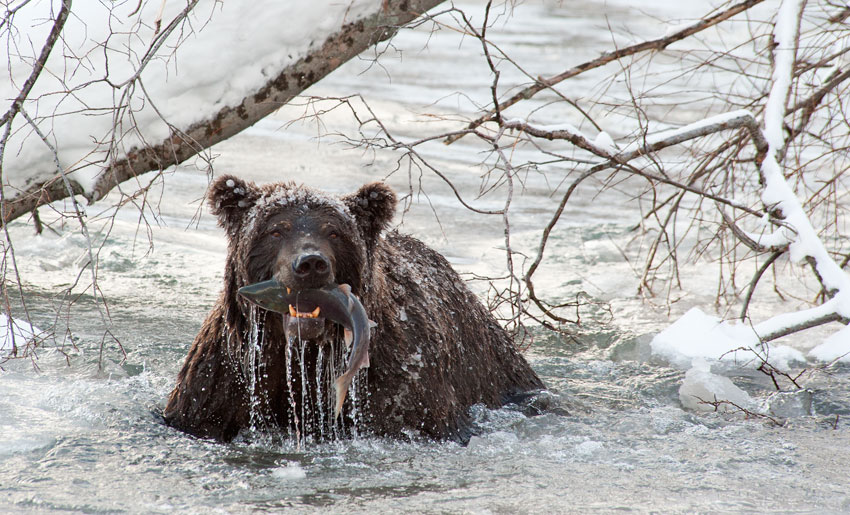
[[292, 253, 331, 280]]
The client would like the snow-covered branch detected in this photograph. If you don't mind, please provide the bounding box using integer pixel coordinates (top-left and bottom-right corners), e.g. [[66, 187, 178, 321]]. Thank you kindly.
[[733, 0, 850, 351], [0, 0, 444, 225], [513, 109, 771, 318]]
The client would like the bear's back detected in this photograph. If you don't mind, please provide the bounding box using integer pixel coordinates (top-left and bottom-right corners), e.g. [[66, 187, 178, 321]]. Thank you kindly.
[[362, 231, 544, 440]]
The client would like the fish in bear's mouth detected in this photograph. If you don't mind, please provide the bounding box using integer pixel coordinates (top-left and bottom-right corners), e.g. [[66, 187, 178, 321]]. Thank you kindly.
[[289, 304, 321, 318], [238, 280, 374, 418]]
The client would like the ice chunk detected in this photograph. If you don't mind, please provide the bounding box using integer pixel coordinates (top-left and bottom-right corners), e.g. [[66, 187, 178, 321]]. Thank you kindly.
[[651, 307, 805, 369], [0, 316, 43, 353], [762, 389, 813, 418], [652, 308, 756, 367], [678, 359, 755, 412]]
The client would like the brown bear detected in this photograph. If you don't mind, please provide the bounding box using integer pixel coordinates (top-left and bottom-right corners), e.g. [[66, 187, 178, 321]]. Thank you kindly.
[[163, 175, 544, 442]]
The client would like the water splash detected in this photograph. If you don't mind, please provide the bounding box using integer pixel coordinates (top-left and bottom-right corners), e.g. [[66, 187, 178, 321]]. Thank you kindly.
[[285, 326, 302, 446], [236, 308, 369, 447], [246, 306, 267, 434], [298, 333, 310, 440], [327, 336, 340, 441], [315, 344, 326, 440]]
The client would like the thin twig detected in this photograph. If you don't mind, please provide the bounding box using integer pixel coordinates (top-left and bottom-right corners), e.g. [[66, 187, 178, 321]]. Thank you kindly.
[[445, 0, 767, 144]]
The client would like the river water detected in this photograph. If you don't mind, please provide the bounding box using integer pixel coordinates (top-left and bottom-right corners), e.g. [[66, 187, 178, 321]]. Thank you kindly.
[[4, 1, 850, 512]]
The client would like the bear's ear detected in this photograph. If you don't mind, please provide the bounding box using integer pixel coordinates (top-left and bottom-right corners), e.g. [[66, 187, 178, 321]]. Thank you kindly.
[[208, 174, 260, 233], [343, 182, 397, 241]]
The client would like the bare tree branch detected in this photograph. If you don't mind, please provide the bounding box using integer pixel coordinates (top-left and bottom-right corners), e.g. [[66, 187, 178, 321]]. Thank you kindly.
[[0, 0, 71, 131], [740, 250, 785, 321], [444, 0, 767, 144]]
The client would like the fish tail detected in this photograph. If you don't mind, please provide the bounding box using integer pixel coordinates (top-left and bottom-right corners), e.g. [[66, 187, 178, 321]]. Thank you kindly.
[[333, 372, 354, 420]]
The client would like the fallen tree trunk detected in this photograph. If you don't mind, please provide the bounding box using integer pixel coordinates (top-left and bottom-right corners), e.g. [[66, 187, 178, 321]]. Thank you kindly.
[[1, 0, 444, 224]]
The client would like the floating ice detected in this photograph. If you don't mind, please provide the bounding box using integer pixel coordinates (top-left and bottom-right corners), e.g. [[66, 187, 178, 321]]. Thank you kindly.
[[0, 317, 43, 354], [761, 389, 813, 418], [678, 359, 755, 413]]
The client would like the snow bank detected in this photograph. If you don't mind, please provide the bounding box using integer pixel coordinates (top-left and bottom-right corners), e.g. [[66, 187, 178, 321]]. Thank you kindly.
[[650, 307, 805, 369], [2, 0, 380, 197]]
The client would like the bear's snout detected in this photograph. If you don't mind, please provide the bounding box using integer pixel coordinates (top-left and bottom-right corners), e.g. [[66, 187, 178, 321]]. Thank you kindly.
[[292, 253, 331, 282]]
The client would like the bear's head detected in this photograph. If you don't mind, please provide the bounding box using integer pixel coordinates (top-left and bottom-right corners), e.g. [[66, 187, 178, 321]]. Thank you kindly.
[[208, 174, 396, 302]]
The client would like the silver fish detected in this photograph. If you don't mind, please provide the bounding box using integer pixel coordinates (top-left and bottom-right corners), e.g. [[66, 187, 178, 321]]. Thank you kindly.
[[238, 280, 373, 419]]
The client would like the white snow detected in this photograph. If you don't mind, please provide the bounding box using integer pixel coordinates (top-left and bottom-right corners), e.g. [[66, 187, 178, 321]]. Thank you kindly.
[[2, 0, 380, 198], [505, 119, 621, 158], [756, 0, 850, 297], [752, 295, 843, 338], [651, 307, 804, 369], [742, 217, 793, 250], [529, 121, 585, 136], [654, 0, 850, 372], [627, 109, 755, 151], [593, 131, 617, 153], [0, 316, 43, 354], [809, 324, 850, 363], [763, 0, 805, 150], [662, 22, 690, 39]]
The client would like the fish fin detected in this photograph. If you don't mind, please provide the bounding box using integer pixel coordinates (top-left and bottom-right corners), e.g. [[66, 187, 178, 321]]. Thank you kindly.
[[333, 373, 354, 420], [363, 348, 370, 368], [338, 283, 352, 296], [368, 319, 377, 329], [343, 328, 353, 347]]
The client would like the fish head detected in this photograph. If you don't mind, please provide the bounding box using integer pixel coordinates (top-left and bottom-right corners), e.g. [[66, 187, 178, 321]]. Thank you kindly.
[[237, 280, 324, 340], [238, 281, 356, 342]]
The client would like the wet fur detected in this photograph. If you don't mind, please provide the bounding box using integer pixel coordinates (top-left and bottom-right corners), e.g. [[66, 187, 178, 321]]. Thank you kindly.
[[163, 175, 544, 442]]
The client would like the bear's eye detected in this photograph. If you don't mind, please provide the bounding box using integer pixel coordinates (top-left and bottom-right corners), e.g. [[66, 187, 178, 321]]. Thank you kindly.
[[268, 223, 291, 239], [328, 231, 339, 240]]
